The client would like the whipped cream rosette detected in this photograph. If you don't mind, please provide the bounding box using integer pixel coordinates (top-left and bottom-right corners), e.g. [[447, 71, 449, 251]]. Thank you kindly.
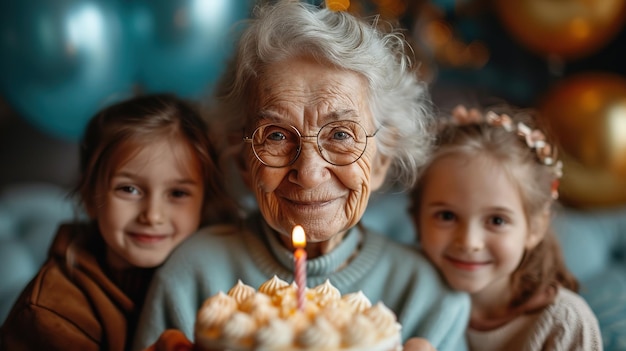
[[194, 276, 402, 351]]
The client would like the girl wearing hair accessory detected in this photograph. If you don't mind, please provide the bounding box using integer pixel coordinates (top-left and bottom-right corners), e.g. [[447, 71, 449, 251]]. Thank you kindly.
[[409, 105, 602, 350], [0, 94, 234, 351]]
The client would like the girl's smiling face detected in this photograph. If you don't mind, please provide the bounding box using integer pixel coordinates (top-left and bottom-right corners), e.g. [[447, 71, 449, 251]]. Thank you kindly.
[[417, 154, 542, 301], [94, 138, 204, 269]]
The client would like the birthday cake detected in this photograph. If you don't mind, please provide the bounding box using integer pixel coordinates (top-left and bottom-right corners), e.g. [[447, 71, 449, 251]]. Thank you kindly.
[[194, 276, 402, 351]]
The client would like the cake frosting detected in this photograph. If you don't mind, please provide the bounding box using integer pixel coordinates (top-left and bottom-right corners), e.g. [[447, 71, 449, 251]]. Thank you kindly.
[[195, 276, 402, 351]]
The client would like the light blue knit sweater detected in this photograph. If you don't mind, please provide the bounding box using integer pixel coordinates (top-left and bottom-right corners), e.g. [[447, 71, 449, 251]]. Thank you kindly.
[[133, 215, 470, 351]]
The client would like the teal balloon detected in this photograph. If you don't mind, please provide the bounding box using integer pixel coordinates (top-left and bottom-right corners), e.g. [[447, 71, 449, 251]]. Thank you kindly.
[[130, 0, 252, 98], [0, 0, 135, 141]]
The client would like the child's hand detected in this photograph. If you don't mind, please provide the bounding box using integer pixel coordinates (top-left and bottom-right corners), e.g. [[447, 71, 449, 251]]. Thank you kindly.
[[143, 329, 194, 351], [403, 337, 437, 351]]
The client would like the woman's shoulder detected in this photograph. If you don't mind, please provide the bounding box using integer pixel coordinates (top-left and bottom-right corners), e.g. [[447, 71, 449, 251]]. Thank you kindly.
[[182, 222, 249, 245], [197, 222, 246, 237], [364, 228, 452, 289], [159, 221, 256, 269], [366, 229, 430, 264], [180, 214, 268, 248]]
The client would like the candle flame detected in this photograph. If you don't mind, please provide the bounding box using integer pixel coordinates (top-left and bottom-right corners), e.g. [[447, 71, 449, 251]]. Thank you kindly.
[[292, 225, 306, 248]]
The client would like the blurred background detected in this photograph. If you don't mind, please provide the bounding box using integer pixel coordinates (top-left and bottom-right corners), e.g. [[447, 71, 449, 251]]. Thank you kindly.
[[4, 1, 626, 344], [1, 0, 626, 209]]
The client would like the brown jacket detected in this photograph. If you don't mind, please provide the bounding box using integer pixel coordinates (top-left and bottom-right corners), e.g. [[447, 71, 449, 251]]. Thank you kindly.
[[0, 223, 154, 351]]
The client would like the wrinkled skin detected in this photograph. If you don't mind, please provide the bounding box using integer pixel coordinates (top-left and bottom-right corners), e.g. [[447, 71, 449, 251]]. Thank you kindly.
[[241, 57, 391, 257]]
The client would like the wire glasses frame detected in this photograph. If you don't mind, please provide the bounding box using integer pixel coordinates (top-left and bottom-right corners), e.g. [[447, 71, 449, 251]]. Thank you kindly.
[[243, 120, 380, 168]]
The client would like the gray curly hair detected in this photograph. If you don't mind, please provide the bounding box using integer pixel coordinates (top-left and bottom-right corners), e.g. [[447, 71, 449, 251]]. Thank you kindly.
[[207, 0, 433, 189]]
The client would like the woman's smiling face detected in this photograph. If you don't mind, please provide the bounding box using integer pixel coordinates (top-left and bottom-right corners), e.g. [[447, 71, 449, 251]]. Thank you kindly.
[[244, 57, 390, 250]]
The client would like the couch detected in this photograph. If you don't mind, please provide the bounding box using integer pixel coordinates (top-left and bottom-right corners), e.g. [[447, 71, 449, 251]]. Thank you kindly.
[[1, 183, 625, 350], [0, 183, 75, 321]]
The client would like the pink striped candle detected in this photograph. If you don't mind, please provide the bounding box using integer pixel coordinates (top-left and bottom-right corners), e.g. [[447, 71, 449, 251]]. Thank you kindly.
[[292, 225, 307, 311]]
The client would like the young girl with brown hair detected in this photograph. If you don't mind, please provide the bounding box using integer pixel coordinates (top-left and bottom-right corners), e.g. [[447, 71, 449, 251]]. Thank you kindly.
[[0, 94, 233, 351], [409, 105, 602, 350]]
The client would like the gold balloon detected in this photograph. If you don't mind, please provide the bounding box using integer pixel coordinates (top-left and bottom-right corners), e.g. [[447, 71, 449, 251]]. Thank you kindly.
[[539, 73, 626, 208], [326, 0, 350, 11], [494, 0, 626, 60], [557, 152, 626, 209]]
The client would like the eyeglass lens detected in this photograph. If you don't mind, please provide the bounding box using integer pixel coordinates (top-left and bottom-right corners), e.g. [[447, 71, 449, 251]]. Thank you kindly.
[[250, 120, 369, 167]]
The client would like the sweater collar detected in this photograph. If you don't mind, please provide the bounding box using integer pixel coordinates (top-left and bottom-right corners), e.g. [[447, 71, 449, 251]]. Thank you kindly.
[[245, 213, 386, 289], [263, 219, 362, 276]]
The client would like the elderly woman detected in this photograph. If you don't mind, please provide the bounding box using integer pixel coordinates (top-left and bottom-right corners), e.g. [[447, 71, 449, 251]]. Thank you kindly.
[[133, 1, 469, 350]]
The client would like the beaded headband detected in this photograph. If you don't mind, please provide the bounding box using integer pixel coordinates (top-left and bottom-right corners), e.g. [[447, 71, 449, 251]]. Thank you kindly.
[[445, 106, 563, 199]]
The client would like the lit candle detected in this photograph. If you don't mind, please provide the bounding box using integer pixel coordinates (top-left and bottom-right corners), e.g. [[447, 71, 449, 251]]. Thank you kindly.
[[292, 225, 307, 311]]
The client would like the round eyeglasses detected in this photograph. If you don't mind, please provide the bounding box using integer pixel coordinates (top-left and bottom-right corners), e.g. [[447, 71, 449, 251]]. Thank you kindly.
[[243, 120, 379, 168]]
